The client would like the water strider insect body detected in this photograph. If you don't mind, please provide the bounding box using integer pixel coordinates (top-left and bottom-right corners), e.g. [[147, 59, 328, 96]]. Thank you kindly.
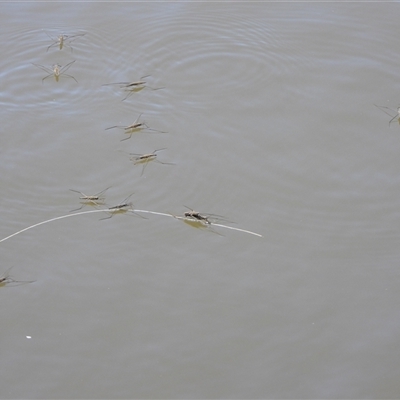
[[102, 75, 164, 101], [100, 193, 146, 220], [184, 209, 211, 224], [169, 207, 238, 236], [107, 114, 146, 131], [32, 60, 78, 83], [106, 113, 166, 141], [128, 148, 174, 176], [45, 32, 86, 52], [103, 75, 150, 89], [109, 202, 131, 211], [133, 152, 159, 163], [119, 75, 150, 88], [69, 187, 111, 212], [182, 206, 235, 225], [173, 207, 226, 236]]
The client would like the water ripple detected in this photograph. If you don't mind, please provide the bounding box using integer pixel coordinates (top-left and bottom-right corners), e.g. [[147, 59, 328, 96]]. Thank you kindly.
[[99, 9, 279, 113]]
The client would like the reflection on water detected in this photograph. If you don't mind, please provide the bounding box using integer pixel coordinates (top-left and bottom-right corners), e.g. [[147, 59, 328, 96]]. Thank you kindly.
[[1, 2, 400, 399]]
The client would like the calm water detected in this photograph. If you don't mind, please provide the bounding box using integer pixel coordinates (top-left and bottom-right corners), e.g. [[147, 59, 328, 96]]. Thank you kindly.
[[1, 2, 400, 399]]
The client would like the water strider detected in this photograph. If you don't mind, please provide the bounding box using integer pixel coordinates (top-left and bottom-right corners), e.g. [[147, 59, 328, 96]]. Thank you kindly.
[[69, 187, 111, 212], [100, 193, 146, 220], [105, 113, 167, 141], [166, 206, 234, 236], [170, 206, 232, 236], [32, 60, 78, 83], [127, 148, 175, 176], [102, 75, 164, 101], [45, 32, 85, 52], [182, 206, 234, 225], [183, 208, 212, 224]]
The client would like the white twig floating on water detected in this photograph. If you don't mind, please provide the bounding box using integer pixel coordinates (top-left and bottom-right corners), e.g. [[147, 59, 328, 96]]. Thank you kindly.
[[0, 208, 262, 244]]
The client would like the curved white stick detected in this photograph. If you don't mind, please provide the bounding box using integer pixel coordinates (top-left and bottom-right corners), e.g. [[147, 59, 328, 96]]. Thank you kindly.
[[0, 208, 262, 244], [209, 223, 263, 237], [0, 209, 108, 243]]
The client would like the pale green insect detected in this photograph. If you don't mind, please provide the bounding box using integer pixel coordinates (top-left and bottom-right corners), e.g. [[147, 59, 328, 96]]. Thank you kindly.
[[45, 32, 85, 52], [102, 75, 164, 101], [32, 60, 78, 83], [105, 114, 167, 141], [69, 187, 111, 212]]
